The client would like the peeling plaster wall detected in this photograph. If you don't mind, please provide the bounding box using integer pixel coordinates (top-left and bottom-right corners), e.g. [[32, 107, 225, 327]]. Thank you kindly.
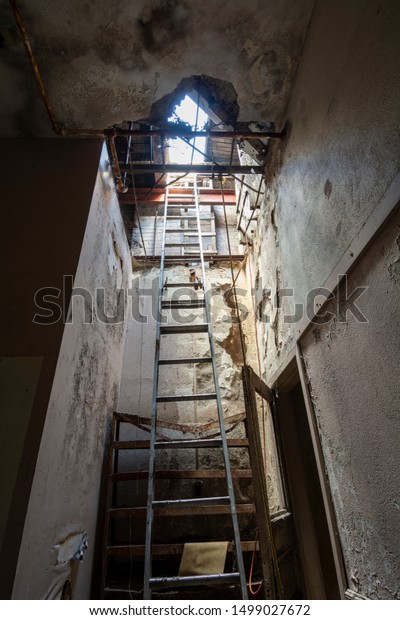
[[301, 207, 400, 599], [12, 145, 133, 599], [249, 0, 400, 378], [244, 0, 400, 599]]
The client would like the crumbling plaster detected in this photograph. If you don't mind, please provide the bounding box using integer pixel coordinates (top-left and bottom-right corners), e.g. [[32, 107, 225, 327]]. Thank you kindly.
[[12, 146, 133, 599], [248, 0, 400, 378], [301, 206, 400, 599], [119, 265, 246, 426], [1, 0, 315, 135]]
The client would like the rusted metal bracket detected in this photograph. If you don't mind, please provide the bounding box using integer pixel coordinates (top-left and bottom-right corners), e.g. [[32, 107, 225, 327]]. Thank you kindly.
[[104, 130, 128, 193]]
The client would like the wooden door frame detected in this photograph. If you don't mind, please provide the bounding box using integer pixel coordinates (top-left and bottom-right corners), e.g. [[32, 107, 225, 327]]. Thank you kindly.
[[272, 348, 347, 599]]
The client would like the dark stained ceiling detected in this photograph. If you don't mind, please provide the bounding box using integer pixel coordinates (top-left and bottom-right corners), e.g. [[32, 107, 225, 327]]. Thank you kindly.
[[1, 0, 315, 136]]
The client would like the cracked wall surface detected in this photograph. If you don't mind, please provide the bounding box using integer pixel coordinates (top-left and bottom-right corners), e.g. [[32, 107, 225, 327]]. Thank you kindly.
[[301, 207, 400, 599]]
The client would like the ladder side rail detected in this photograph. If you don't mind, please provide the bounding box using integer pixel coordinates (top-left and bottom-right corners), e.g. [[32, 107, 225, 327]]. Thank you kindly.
[[101, 414, 118, 598], [193, 175, 248, 600], [143, 181, 171, 599]]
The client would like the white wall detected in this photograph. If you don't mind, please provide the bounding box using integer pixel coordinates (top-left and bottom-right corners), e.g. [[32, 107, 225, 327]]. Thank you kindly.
[[12, 146, 133, 599]]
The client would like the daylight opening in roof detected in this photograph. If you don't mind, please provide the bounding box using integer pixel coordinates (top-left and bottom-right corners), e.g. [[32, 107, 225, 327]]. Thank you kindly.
[[167, 95, 208, 164]]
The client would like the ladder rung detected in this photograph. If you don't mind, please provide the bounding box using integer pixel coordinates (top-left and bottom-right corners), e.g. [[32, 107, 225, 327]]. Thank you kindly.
[[149, 573, 240, 590], [154, 439, 222, 449], [156, 393, 217, 402], [167, 202, 196, 206], [158, 356, 212, 365], [160, 324, 208, 334], [163, 282, 203, 288], [153, 496, 230, 507], [178, 250, 214, 253], [182, 232, 216, 237], [161, 300, 205, 309], [104, 587, 139, 594], [165, 242, 201, 247], [165, 230, 216, 237], [166, 216, 212, 220]]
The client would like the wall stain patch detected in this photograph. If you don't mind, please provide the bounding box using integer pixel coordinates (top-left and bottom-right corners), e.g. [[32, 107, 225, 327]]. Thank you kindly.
[[137, 1, 189, 55], [219, 323, 245, 366], [324, 178, 333, 199]]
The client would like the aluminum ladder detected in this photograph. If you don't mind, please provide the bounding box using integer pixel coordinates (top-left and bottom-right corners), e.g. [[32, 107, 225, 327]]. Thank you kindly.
[[143, 174, 248, 599]]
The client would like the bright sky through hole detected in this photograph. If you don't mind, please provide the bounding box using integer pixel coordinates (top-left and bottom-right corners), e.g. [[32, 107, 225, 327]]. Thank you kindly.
[[167, 95, 208, 164]]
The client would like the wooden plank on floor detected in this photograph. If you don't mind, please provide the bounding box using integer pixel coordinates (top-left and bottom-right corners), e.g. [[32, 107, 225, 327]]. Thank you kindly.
[[243, 364, 276, 599]]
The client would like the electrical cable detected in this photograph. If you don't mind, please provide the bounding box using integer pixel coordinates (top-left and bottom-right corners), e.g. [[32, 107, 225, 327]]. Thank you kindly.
[[249, 529, 263, 595]]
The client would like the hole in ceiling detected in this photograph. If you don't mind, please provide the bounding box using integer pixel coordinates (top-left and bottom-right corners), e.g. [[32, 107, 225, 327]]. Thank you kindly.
[[167, 94, 208, 164]]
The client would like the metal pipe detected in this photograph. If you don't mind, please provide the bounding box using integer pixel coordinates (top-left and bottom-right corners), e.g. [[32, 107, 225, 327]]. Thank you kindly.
[[236, 176, 245, 214], [105, 133, 128, 193], [119, 163, 263, 175], [237, 191, 249, 232], [122, 121, 134, 187], [152, 204, 158, 258], [10, 0, 60, 135], [112, 129, 285, 140], [244, 177, 264, 235]]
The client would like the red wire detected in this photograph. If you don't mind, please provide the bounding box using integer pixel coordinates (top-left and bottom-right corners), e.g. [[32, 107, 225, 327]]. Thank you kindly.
[[249, 529, 263, 596]]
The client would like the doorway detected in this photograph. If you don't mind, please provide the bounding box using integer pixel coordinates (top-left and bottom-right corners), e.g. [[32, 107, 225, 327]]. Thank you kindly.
[[272, 355, 345, 599]]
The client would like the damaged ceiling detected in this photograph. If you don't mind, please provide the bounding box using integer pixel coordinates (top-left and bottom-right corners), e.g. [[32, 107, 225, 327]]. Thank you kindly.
[[1, 0, 315, 136]]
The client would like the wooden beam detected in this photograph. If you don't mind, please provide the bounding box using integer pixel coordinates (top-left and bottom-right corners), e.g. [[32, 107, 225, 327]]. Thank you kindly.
[[112, 438, 249, 450], [249, 366, 273, 402], [137, 187, 235, 196], [111, 469, 252, 482], [242, 364, 277, 599], [119, 193, 236, 205], [108, 503, 256, 518], [107, 540, 260, 557]]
